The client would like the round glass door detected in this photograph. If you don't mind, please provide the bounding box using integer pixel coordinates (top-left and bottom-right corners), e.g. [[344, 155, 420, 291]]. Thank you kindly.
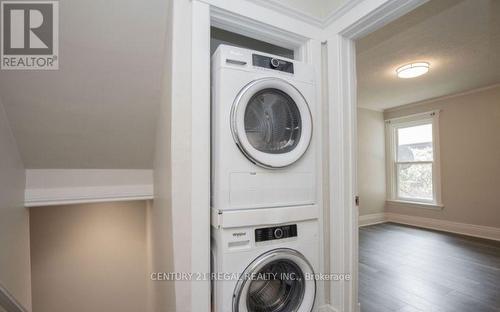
[[231, 78, 312, 169], [244, 89, 302, 154], [233, 249, 316, 312]]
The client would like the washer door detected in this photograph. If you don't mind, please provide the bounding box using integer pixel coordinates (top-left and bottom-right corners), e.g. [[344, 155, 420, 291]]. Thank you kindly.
[[231, 78, 312, 169], [233, 248, 316, 312]]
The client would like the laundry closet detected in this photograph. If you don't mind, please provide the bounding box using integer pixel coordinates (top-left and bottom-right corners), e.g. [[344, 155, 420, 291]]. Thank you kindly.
[[209, 27, 322, 312]]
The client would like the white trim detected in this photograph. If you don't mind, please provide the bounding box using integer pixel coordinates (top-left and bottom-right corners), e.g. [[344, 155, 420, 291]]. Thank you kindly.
[[308, 38, 327, 309], [385, 213, 500, 241], [248, 0, 366, 29], [357, 105, 384, 112], [326, 0, 428, 38], [0, 282, 28, 312], [386, 200, 443, 211], [318, 304, 340, 312], [359, 213, 386, 226], [323, 0, 365, 28], [211, 205, 318, 229], [358, 213, 500, 242], [210, 6, 308, 55], [384, 82, 500, 113], [248, 0, 324, 27], [326, 33, 358, 312], [192, 2, 212, 311], [385, 111, 443, 207], [25, 185, 153, 207], [384, 110, 439, 122], [325, 1, 427, 311], [203, 0, 323, 42], [24, 169, 153, 207], [433, 111, 442, 206], [385, 117, 396, 205]]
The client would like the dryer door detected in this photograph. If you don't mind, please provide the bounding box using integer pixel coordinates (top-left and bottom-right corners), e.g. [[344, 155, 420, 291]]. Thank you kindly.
[[231, 78, 312, 169], [233, 248, 316, 312]]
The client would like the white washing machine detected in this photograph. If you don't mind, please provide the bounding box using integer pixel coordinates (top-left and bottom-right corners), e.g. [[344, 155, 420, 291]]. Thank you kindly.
[[211, 45, 317, 212], [211, 218, 319, 312]]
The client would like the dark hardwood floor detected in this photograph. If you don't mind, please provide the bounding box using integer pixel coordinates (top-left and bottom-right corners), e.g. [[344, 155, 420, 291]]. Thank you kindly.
[[359, 223, 500, 312]]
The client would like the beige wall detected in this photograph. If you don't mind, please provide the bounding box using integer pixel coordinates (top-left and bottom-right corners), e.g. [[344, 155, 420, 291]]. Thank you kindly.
[[29, 201, 149, 312], [384, 85, 500, 228], [357, 108, 386, 216], [0, 99, 31, 310]]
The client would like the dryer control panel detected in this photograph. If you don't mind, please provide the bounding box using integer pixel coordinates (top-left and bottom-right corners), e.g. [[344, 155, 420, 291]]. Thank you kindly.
[[255, 224, 297, 242], [253, 54, 294, 74]]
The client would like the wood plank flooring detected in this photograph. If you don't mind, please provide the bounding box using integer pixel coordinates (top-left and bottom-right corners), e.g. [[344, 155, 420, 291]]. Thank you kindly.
[[359, 223, 500, 312]]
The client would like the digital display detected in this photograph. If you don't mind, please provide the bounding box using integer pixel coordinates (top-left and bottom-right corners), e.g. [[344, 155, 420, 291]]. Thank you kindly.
[[255, 224, 297, 242], [252, 54, 294, 74]]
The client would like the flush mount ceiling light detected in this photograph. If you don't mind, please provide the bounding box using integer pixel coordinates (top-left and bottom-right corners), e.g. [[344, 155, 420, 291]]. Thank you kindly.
[[396, 62, 430, 79]]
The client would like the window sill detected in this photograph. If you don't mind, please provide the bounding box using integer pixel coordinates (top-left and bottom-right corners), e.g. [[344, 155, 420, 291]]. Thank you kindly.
[[386, 200, 444, 211]]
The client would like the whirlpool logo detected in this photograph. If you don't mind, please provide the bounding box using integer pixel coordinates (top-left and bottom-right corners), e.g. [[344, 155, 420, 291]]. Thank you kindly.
[[1, 1, 59, 70], [232, 232, 247, 237]]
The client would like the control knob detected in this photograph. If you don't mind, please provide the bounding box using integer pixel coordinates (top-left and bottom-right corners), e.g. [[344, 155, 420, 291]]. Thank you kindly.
[[270, 58, 280, 68], [274, 228, 284, 239]]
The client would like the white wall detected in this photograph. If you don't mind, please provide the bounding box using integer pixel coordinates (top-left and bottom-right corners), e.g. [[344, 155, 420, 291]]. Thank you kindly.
[[384, 85, 500, 228], [150, 0, 181, 310], [0, 98, 31, 309], [29, 201, 149, 312], [357, 108, 386, 216]]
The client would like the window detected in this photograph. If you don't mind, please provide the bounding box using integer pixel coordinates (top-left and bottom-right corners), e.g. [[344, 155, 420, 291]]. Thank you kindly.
[[386, 111, 442, 206]]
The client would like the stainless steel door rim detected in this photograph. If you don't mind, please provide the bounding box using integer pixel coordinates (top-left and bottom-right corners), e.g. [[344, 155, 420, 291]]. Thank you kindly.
[[230, 78, 313, 169], [232, 248, 316, 312]]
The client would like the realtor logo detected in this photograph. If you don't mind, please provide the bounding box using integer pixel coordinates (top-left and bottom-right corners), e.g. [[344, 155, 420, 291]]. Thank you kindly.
[[1, 1, 58, 70]]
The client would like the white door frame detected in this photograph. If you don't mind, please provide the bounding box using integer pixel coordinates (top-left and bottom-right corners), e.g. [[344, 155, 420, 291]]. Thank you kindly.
[[190, 1, 326, 311], [324, 0, 427, 311]]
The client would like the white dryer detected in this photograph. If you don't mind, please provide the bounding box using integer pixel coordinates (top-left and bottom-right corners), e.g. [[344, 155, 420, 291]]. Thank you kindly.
[[211, 45, 317, 212], [211, 218, 319, 312]]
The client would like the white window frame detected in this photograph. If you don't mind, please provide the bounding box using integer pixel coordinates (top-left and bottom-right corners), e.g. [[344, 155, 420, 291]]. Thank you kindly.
[[385, 111, 443, 208]]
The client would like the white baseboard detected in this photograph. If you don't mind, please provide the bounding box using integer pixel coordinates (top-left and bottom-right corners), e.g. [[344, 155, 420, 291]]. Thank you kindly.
[[318, 304, 338, 312], [385, 213, 500, 241], [359, 212, 386, 227]]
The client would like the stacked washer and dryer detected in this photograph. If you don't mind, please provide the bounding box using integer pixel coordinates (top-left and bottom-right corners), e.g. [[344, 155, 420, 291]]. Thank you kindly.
[[211, 45, 320, 312]]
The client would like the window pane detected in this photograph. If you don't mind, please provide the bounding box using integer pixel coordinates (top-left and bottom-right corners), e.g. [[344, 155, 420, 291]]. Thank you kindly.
[[397, 124, 433, 162], [397, 163, 433, 201]]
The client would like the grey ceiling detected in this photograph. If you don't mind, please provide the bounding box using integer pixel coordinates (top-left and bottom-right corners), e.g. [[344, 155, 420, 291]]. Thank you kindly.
[[0, 0, 168, 169], [356, 0, 500, 111]]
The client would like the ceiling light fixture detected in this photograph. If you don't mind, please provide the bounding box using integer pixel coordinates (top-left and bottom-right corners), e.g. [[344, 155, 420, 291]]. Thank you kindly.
[[396, 62, 430, 79]]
